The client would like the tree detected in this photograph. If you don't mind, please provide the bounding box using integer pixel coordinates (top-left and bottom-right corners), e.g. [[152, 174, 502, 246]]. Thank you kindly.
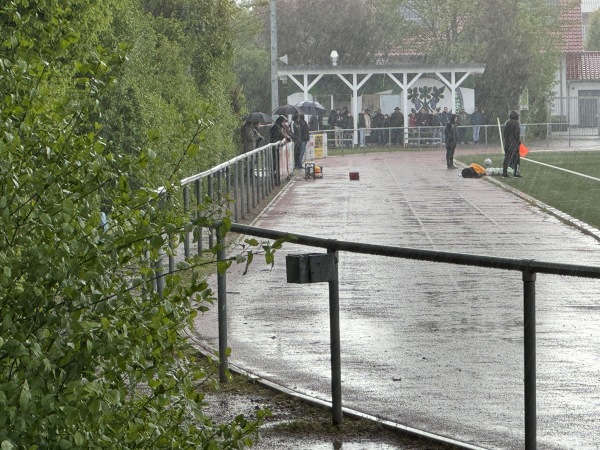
[[585, 8, 600, 51], [0, 0, 263, 447], [373, 0, 480, 63], [231, 3, 272, 115], [93, 0, 243, 181], [373, 0, 560, 122], [471, 0, 560, 121], [257, 0, 379, 66]]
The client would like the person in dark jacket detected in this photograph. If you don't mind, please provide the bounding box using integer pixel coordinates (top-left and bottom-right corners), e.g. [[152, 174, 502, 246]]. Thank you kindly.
[[291, 114, 302, 168], [297, 115, 310, 169], [502, 110, 522, 177], [241, 120, 262, 153], [470, 107, 484, 144], [329, 109, 342, 147], [389, 107, 404, 145], [340, 109, 353, 147], [371, 109, 385, 145], [308, 114, 319, 131], [444, 114, 459, 169], [269, 115, 289, 176]]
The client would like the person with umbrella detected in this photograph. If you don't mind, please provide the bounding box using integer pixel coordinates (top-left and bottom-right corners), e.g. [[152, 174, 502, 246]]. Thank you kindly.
[[241, 119, 263, 153], [269, 115, 291, 181], [308, 114, 319, 131], [297, 114, 310, 169]]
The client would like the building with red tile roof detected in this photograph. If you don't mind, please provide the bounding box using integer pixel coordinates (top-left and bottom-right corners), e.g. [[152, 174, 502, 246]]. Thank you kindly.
[[553, 0, 600, 127]]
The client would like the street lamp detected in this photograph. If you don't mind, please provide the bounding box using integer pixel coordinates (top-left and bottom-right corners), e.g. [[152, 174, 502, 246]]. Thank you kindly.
[[330, 50, 339, 66]]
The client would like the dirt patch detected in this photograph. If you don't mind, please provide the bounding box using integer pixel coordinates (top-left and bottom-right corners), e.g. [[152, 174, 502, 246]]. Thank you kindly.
[[201, 362, 460, 450]]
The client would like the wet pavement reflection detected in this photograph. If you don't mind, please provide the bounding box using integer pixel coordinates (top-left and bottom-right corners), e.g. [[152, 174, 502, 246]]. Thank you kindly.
[[193, 148, 600, 450]]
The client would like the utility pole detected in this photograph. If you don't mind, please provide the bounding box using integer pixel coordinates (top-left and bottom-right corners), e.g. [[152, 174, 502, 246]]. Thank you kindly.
[[270, 0, 278, 113]]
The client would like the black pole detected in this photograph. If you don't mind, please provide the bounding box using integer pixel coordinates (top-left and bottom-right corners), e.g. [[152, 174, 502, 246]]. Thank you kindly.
[[523, 270, 536, 450], [217, 233, 228, 383], [328, 248, 342, 425]]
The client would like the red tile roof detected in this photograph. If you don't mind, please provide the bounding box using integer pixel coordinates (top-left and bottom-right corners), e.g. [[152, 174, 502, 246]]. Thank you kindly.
[[566, 52, 600, 79], [560, 0, 584, 52]]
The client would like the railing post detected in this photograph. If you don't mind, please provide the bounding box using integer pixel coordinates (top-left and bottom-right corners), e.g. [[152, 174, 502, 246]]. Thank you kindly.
[[208, 174, 214, 249], [217, 231, 228, 383], [183, 186, 190, 258], [195, 179, 203, 255], [328, 247, 342, 425], [523, 269, 537, 450], [234, 160, 240, 222], [225, 166, 232, 218], [251, 154, 257, 209]]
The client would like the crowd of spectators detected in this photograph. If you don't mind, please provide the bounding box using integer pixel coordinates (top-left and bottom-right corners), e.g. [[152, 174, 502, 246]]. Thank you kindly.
[[321, 105, 489, 146]]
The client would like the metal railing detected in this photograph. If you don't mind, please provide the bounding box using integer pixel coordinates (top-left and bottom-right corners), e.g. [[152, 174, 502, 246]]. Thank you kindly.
[[311, 121, 599, 153], [211, 223, 600, 450], [170, 141, 282, 256]]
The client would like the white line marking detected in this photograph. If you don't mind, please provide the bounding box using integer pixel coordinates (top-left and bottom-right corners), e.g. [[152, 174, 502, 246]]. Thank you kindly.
[[524, 158, 600, 182]]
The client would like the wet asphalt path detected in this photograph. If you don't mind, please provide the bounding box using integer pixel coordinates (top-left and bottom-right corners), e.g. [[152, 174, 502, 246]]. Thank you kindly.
[[192, 149, 600, 450]]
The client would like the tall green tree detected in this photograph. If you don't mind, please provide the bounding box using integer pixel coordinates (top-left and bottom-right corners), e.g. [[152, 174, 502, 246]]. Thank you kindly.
[[373, 0, 560, 122], [372, 0, 479, 63], [232, 3, 272, 115], [0, 0, 262, 447], [94, 0, 243, 181], [470, 0, 560, 121]]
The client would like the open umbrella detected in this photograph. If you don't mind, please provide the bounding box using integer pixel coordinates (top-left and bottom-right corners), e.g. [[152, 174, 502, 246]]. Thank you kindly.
[[273, 104, 301, 116], [244, 112, 273, 123], [296, 100, 326, 115]]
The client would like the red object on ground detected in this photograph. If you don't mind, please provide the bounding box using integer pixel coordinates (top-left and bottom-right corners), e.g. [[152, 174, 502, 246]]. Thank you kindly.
[[349, 172, 360, 180]]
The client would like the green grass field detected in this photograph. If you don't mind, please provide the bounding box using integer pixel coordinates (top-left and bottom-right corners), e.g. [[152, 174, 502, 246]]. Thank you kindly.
[[456, 150, 600, 230]]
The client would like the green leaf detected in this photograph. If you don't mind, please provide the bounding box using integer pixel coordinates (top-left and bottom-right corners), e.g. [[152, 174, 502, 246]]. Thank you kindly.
[[1, 441, 15, 450], [217, 260, 231, 276]]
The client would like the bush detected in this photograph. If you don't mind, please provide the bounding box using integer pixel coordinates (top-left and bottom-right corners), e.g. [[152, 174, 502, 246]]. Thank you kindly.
[[0, 2, 261, 448]]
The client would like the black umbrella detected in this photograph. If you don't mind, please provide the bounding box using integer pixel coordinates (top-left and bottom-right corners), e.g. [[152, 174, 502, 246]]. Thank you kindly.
[[273, 104, 301, 116], [244, 112, 273, 123], [296, 100, 327, 115]]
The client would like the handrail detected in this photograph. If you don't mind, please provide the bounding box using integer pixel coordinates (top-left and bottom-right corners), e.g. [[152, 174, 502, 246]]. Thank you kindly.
[[228, 223, 600, 279], [180, 139, 287, 186]]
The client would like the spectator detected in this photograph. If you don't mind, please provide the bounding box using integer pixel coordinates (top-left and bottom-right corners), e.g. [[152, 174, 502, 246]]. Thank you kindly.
[[358, 109, 371, 147], [241, 120, 262, 153], [390, 107, 404, 145], [383, 114, 391, 144], [458, 109, 470, 144], [297, 114, 310, 169], [470, 107, 484, 144], [439, 106, 451, 126], [269, 115, 289, 177], [329, 108, 342, 147], [408, 111, 417, 138], [444, 114, 459, 169], [371, 109, 385, 145], [291, 114, 302, 168], [327, 109, 338, 129], [308, 114, 319, 132], [269, 115, 287, 143], [341, 109, 353, 147]]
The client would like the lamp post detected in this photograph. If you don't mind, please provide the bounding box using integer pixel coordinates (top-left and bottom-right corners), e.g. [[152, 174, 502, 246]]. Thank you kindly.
[[330, 50, 339, 66], [270, 0, 278, 113]]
